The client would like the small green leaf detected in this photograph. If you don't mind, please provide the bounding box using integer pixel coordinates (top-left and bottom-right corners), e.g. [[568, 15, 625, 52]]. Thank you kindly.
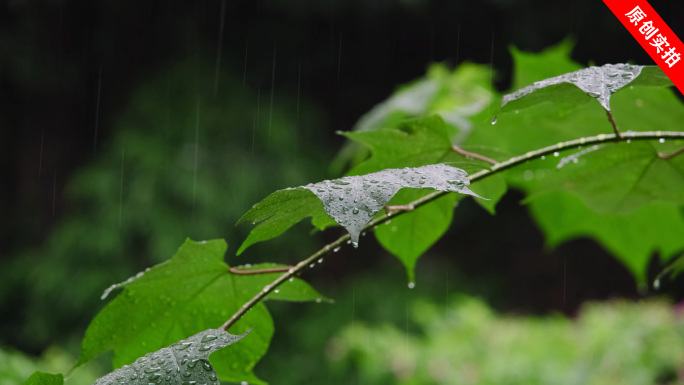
[[497, 64, 672, 116], [375, 189, 459, 283], [238, 164, 481, 251], [79, 239, 326, 384], [24, 372, 63, 385], [469, 173, 507, 214], [93, 329, 247, 385]]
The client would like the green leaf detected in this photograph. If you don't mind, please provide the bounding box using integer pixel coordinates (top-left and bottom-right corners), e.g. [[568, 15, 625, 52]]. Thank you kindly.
[[375, 189, 458, 283], [497, 64, 672, 117], [343, 115, 454, 176], [525, 142, 684, 214], [509, 39, 583, 91], [92, 329, 247, 385], [331, 63, 493, 173], [24, 372, 64, 385], [78, 239, 326, 384], [469, 173, 507, 214], [235, 190, 331, 255], [238, 164, 480, 251], [528, 191, 684, 283]]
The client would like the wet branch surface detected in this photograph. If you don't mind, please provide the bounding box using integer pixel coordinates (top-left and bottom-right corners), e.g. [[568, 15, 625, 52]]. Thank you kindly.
[[219, 130, 684, 331]]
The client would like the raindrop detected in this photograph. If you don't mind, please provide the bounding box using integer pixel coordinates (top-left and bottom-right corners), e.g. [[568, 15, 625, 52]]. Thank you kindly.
[[144, 367, 161, 374], [338, 196, 344, 201], [182, 372, 192, 378], [333, 246, 341, 252], [241, 382, 249, 385], [318, 258, 323, 263], [491, 116, 498, 125], [201, 335, 218, 343], [352, 207, 359, 214], [352, 241, 359, 248], [274, 289, 279, 293], [626, 139, 631, 144], [188, 360, 199, 368], [288, 278, 294, 282], [523, 170, 534, 181], [148, 374, 161, 382], [316, 298, 322, 303], [587, 91, 600, 98], [659, 138, 665, 143], [309, 263, 315, 268], [408, 282, 415, 289], [654, 278, 660, 290]]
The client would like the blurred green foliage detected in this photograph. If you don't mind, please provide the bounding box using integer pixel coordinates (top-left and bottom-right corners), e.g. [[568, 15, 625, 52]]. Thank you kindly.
[[0, 58, 330, 352], [331, 296, 684, 384]]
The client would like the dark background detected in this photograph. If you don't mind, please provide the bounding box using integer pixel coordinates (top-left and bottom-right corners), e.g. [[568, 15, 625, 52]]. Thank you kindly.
[[1, 0, 683, 367]]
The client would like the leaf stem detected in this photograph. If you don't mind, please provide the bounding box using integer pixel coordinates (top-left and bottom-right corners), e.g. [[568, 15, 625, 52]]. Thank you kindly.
[[658, 146, 684, 160], [452, 144, 499, 165], [606, 110, 622, 140], [221, 130, 684, 330]]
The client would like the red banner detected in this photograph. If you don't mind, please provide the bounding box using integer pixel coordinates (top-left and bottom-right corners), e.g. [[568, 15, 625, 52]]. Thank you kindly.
[[603, 0, 684, 94]]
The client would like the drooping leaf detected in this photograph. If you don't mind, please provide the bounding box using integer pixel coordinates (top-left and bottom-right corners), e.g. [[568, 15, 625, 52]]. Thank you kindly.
[[375, 189, 459, 283], [528, 191, 684, 283], [524, 141, 684, 214], [238, 164, 481, 252], [78, 239, 327, 385], [24, 372, 64, 385], [496, 64, 672, 117], [92, 329, 247, 385]]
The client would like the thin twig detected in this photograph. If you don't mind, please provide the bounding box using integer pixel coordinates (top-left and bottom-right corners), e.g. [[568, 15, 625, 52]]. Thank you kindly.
[[606, 110, 622, 140], [452, 144, 499, 165], [658, 146, 684, 160], [229, 266, 293, 275], [385, 204, 414, 215], [220, 130, 684, 331]]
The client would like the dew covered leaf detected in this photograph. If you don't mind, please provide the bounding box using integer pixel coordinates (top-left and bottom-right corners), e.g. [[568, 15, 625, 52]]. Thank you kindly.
[[497, 64, 671, 116], [239, 163, 480, 251], [92, 329, 247, 385], [528, 191, 684, 283], [78, 239, 327, 385], [24, 372, 63, 385], [374, 189, 459, 283]]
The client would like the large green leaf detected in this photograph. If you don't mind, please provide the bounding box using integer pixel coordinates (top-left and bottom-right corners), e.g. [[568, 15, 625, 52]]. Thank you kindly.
[[92, 329, 247, 385], [78, 239, 327, 384], [237, 163, 480, 252], [525, 142, 684, 214], [496, 64, 671, 118], [24, 372, 64, 385], [374, 189, 459, 283], [528, 191, 684, 283]]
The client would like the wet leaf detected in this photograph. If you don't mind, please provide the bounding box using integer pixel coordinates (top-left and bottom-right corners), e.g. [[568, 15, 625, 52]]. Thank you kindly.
[[237, 163, 481, 251], [24, 372, 63, 385], [78, 239, 326, 384], [497, 64, 671, 116], [525, 142, 684, 214], [92, 329, 247, 385], [375, 189, 458, 283]]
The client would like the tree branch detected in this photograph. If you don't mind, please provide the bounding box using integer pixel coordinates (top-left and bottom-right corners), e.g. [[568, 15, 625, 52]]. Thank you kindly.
[[220, 130, 684, 331], [229, 266, 293, 275], [606, 110, 622, 139]]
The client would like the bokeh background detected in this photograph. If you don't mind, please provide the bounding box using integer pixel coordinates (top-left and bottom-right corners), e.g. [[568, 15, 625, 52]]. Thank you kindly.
[[2, 0, 684, 383]]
